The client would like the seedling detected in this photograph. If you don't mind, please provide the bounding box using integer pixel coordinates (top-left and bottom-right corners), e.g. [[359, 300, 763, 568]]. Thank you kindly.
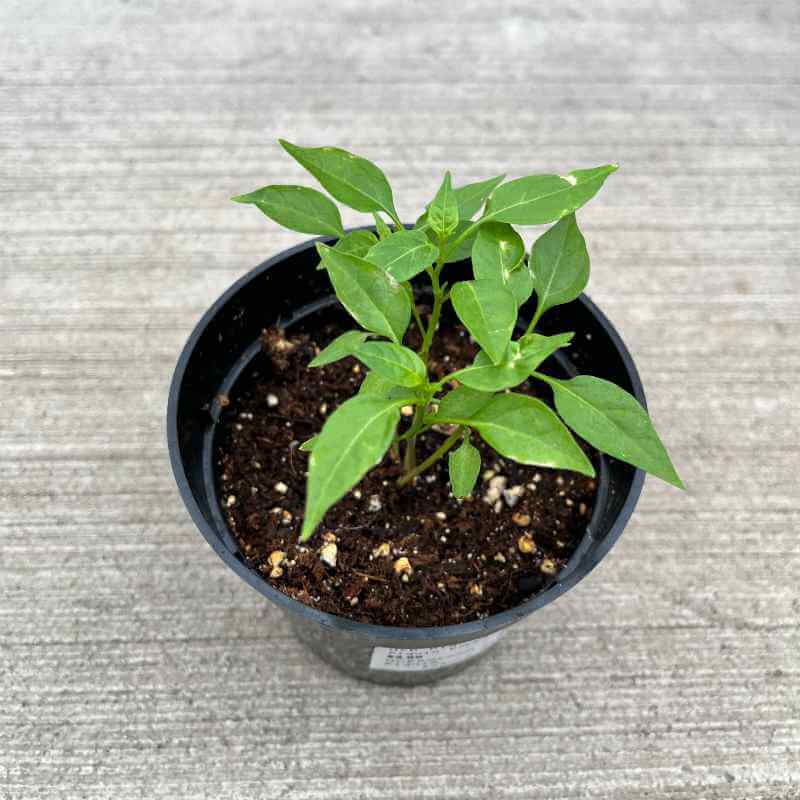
[[234, 141, 684, 540]]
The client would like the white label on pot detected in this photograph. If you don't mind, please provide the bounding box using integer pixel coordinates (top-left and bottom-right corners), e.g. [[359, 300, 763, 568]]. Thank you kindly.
[[369, 630, 506, 672]]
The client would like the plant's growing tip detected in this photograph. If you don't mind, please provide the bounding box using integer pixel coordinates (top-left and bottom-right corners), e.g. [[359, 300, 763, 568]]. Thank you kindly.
[[234, 142, 683, 540]]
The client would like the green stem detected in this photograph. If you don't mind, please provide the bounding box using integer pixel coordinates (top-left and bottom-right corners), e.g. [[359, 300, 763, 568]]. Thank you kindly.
[[525, 305, 544, 337], [402, 238, 448, 472], [387, 210, 405, 231], [404, 283, 425, 335], [398, 426, 464, 487]]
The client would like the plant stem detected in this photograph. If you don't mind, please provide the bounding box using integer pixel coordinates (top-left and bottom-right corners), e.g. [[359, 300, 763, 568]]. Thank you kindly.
[[402, 239, 448, 472], [524, 306, 544, 336], [398, 426, 464, 487], [404, 283, 425, 336]]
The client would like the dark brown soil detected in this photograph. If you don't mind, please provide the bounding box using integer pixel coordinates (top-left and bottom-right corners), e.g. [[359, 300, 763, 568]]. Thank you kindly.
[[215, 318, 598, 627]]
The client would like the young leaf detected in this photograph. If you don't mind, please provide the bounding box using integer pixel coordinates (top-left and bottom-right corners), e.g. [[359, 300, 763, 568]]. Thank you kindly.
[[428, 172, 459, 238], [530, 214, 589, 317], [422, 219, 477, 263], [472, 222, 525, 282], [309, 330, 370, 367], [507, 264, 535, 306], [429, 385, 494, 422], [450, 280, 517, 365], [279, 139, 398, 219], [373, 213, 392, 239], [366, 229, 438, 281], [354, 341, 427, 387], [435, 392, 594, 476], [299, 435, 318, 452], [484, 164, 618, 226], [301, 395, 402, 539], [232, 185, 344, 236], [316, 243, 410, 343], [453, 175, 506, 219], [448, 439, 481, 498], [334, 230, 378, 258], [539, 374, 684, 489], [450, 333, 573, 392]]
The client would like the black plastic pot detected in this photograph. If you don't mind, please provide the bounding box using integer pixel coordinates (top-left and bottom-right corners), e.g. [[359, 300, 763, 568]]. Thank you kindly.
[[167, 229, 646, 685]]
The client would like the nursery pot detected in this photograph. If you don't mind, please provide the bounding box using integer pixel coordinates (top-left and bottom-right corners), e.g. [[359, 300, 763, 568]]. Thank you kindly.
[[167, 228, 646, 685]]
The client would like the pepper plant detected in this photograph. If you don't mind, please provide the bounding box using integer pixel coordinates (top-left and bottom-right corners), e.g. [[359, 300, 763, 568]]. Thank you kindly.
[[234, 140, 684, 540]]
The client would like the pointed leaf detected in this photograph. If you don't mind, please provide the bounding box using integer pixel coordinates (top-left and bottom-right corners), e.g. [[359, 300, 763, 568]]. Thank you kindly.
[[453, 174, 506, 219], [301, 395, 402, 539], [299, 435, 318, 452], [422, 219, 477, 263], [354, 341, 427, 387], [233, 185, 344, 236], [435, 392, 594, 476], [541, 374, 684, 488], [530, 214, 589, 316], [429, 386, 494, 422], [472, 222, 525, 282], [373, 213, 392, 239], [316, 243, 410, 343], [279, 139, 398, 218], [484, 164, 617, 225], [450, 280, 517, 365], [334, 230, 378, 258], [428, 172, 459, 238], [507, 264, 535, 306], [367, 229, 438, 281], [416, 175, 504, 233], [448, 439, 481, 498], [451, 333, 573, 392], [309, 330, 370, 367]]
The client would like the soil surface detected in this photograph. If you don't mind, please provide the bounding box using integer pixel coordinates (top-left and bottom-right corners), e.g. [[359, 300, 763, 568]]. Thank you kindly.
[[215, 316, 598, 627]]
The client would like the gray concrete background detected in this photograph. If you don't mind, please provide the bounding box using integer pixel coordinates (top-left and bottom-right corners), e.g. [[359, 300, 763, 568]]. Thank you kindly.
[[1, 1, 798, 798]]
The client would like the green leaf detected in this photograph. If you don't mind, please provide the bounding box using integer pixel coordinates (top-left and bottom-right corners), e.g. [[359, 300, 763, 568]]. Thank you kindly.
[[430, 385, 494, 422], [416, 175, 504, 233], [450, 280, 517, 365], [435, 392, 594, 476], [421, 219, 477, 263], [309, 330, 370, 367], [334, 230, 378, 258], [450, 333, 573, 392], [354, 341, 427, 387], [530, 214, 589, 317], [507, 265, 535, 306], [484, 164, 618, 225], [540, 374, 684, 488], [448, 439, 481, 498], [366, 229, 438, 281], [233, 185, 344, 237], [472, 222, 525, 282], [299, 435, 318, 452], [453, 175, 506, 219], [373, 213, 392, 239], [359, 372, 426, 402], [279, 139, 398, 219], [301, 395, 402, 539], [359, 371, 396, 397], [316, 243, 410, 343], [428, 172, 459, 238]]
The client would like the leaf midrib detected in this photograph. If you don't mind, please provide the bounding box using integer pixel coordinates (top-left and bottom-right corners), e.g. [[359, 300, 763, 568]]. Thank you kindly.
[[261, 198, 341, 236], [485, 171, 605, 221], [312, 402, 398, 514]]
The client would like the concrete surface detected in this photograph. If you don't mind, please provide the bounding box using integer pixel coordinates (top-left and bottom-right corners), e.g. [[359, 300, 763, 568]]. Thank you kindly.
[[1, 1, 798, 797]]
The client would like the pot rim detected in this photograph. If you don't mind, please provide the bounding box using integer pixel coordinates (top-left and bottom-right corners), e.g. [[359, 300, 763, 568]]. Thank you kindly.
[[167, 231, 646, 641]]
